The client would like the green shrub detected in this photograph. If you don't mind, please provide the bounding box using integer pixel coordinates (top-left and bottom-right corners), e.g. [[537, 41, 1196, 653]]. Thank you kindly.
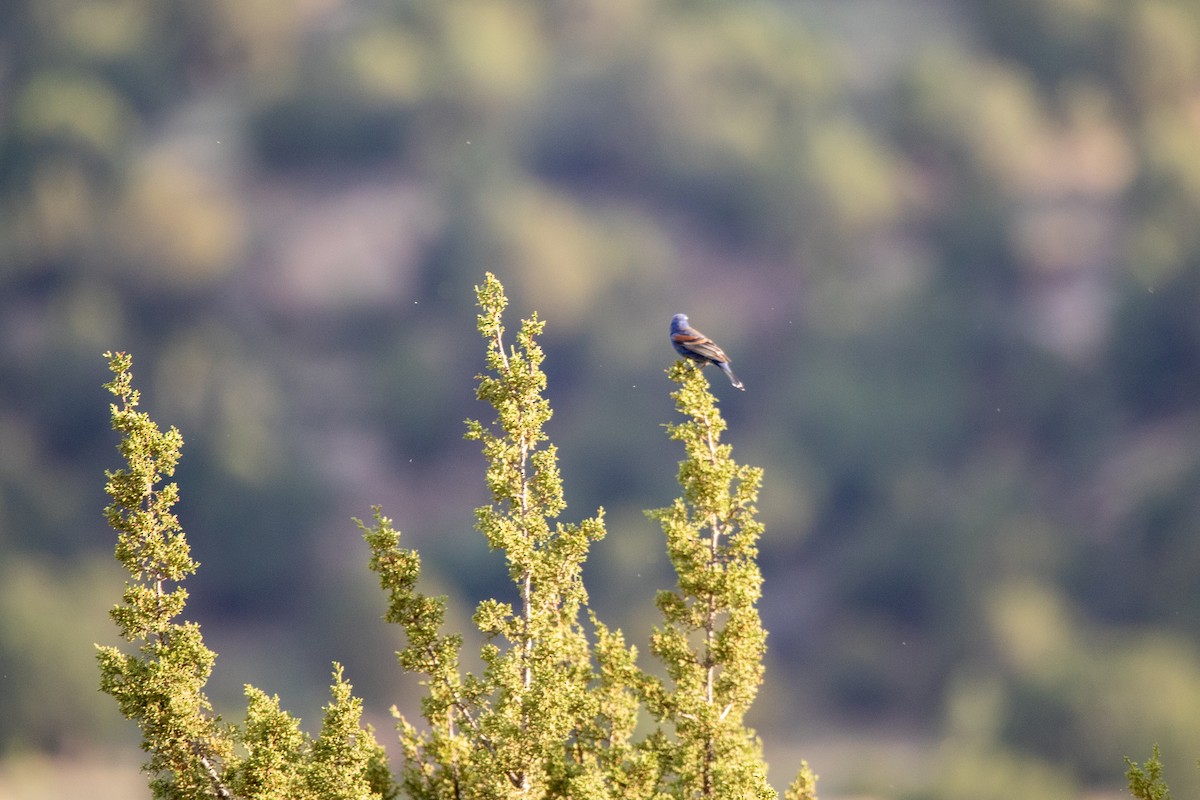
[[97, 274, 816, 799]]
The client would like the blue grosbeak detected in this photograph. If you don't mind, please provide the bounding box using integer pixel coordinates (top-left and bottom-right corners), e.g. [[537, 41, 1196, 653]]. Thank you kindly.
[[670, 313, 744, 390]]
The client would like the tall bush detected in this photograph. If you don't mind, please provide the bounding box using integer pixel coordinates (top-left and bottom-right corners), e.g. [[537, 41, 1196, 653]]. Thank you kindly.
[[98, 274, 817, 799]]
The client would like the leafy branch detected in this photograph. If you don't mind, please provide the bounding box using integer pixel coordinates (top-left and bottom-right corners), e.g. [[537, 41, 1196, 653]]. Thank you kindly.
[[99, 352, 394, 800], [644, 361, 774, 800], [98, 350, 233, 800]]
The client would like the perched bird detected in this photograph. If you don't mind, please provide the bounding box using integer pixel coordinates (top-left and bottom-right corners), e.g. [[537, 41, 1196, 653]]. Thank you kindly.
[[670, 313, 745, 390]]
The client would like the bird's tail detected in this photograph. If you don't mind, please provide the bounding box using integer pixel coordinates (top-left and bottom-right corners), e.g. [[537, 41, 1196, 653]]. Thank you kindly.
[[718, 362, 745, 390]]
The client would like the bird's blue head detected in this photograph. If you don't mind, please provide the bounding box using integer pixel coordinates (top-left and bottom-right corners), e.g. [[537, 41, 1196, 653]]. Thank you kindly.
[[670, 313, 689, 333]]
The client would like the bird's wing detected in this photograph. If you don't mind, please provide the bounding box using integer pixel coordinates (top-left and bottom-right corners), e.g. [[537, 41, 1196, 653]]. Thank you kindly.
[[672, 331, 730, 363]]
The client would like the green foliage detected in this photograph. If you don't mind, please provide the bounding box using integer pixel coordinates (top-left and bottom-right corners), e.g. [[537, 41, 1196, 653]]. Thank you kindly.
[[362, 273, 625, 799], [1125, 746, 1171, 800], [98, 350, 232, 800], [784, 762, 819, 800], [100, 276, 814, 798], [99, 351, 395, 800], [644, 362, 773, 799], [367, 274, 818, 799], [306, 665, 396, 800], [231, 687, 307, 799]]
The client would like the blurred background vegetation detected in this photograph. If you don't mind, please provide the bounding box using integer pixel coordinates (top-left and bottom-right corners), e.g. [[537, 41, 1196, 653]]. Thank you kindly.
[[3, 1, 1200, 798]]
